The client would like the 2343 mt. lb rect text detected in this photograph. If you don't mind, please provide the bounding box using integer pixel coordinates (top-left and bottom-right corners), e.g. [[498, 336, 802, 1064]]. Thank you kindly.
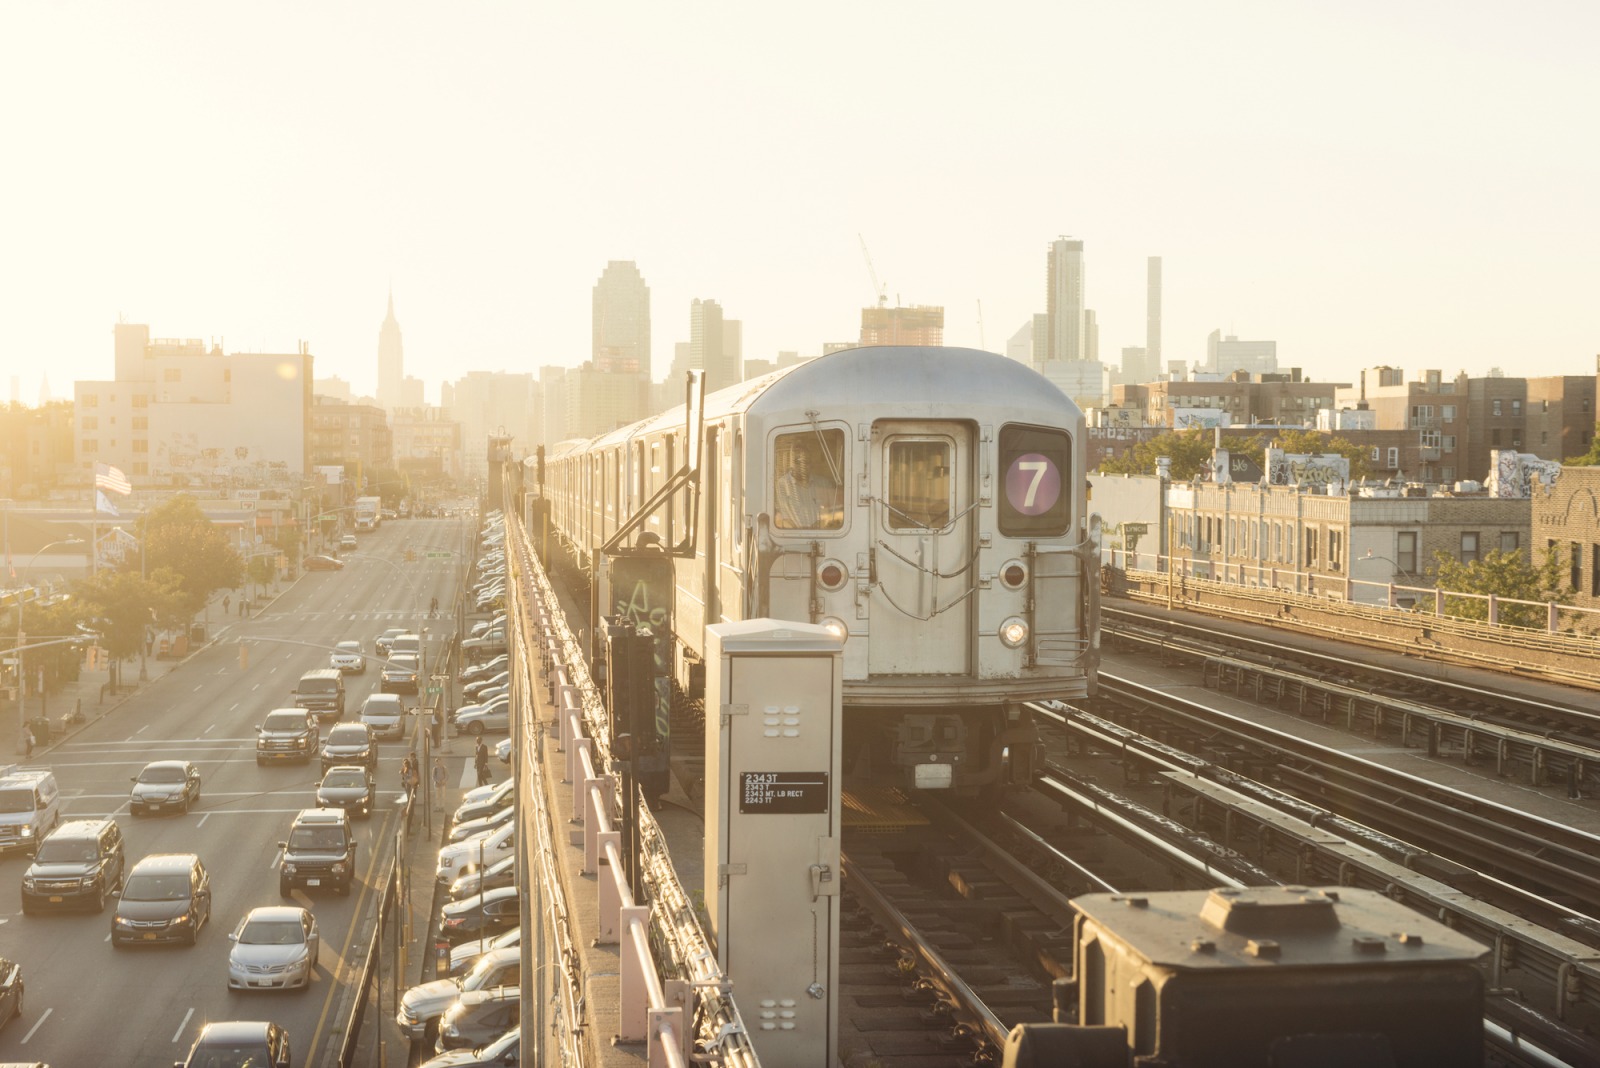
[[740, 771, 829, 814]]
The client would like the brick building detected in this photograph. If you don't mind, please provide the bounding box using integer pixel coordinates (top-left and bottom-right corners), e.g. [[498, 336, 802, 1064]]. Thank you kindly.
[[1114, 369, 1345, 430], [1531, 465, 1600, 608], [1162, 482, 1529, 605], [1335, 368, 1595, 487]]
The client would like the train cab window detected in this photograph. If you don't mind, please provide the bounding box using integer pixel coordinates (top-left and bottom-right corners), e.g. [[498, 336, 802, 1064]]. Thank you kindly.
[[998, 424, 1071, 537], [774, 429, 845, 530], [886, 440, 951, 530]]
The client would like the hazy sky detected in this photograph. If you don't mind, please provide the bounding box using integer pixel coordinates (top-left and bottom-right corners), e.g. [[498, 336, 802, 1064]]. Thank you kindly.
[[4, 2, 1597, 407]]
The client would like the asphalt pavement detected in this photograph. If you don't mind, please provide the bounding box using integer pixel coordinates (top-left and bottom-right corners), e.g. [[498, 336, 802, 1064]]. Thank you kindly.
[[12, 575, 479, 1068]]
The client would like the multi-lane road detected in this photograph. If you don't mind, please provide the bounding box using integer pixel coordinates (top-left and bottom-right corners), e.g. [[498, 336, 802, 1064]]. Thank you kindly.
[[0, 516, 469, 1067]]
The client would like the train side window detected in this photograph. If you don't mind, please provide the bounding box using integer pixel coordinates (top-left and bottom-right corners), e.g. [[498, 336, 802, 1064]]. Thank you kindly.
[[885, 440, 951, 530], [998, 424, 1071, 537], [774, 429, 845, 530]]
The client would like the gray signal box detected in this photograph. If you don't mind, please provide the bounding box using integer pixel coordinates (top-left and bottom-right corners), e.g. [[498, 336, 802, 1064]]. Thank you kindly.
[[705, 619, 843, 1068]]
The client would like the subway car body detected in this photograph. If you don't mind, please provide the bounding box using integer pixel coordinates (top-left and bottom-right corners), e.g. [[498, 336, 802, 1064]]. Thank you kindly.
[[532, 345, 1098, 793]]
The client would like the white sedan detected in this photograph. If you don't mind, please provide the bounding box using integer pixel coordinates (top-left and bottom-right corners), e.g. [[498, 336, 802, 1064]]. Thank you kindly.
[[330, 641, 366, 674], [227, 906, 320, 991]]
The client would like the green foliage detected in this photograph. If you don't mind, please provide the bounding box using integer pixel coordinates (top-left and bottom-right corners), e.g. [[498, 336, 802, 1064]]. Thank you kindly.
[[1096, 428, 1373, 481], [8, 596, 89, 684], [1565, 424, 1600, 465], [1269, 429, 1375, 481], [246, 553, 277, 594], [1098, 430, 1228, 480], [136, 494, 243, 617], [1429, 546, 1569, 628], [71, 570, 184, 661]]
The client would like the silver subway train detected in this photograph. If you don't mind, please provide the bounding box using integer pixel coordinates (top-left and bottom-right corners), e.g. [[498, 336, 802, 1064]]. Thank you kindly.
[[527, 345, 1098, 793]]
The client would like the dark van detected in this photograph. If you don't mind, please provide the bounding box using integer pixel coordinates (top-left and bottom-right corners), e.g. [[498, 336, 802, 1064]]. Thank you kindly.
[[292, 669, 345, 719]]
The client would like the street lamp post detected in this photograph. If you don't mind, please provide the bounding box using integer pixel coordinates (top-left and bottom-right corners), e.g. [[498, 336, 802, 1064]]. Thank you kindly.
[[1351, 550, 1403, 607], [8, 536, 87, 753]]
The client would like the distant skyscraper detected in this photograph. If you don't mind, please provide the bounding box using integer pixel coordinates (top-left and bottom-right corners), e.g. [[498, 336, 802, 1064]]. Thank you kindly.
[[1005, 320, 1034, 365], [592, 261, 652, 378], [1206, 329, 1278, 376], [1083, 309, 1099, 364], [1031, 314, 1049, 368], [1146, 256, 1162, 372], [1046, 237, 1085, 362], [692, 299, 740, 394], [377, 289, 404, 411], [860, 305, 945, 347]]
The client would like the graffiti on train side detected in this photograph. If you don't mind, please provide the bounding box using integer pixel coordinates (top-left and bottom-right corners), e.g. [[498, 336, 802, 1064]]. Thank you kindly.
[[608, 556, 674, 764]]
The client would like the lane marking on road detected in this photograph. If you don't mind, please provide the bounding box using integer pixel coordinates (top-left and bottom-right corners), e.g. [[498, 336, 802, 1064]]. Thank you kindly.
[[22, 1006, 51, 1043], [172, 1007, 195, 1044], [230, 702, 239, 711]]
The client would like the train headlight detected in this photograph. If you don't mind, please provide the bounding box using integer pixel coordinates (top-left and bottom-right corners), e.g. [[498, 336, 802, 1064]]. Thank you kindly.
[[998, 616, 1029, 649], [999, 559, 1029, 590], [816, 559, 850, 592], [820, 616, 849, 642]]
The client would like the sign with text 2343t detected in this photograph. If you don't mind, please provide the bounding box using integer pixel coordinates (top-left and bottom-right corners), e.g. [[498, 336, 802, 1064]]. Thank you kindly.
[[740, 771, 830, 814]]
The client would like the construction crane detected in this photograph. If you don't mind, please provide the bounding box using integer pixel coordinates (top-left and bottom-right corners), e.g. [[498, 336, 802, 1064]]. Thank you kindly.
[[857, 234, 887, 308]]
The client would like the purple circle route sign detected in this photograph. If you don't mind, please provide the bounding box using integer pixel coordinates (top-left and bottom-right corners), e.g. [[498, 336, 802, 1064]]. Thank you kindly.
[[1005, 454, 1061, 516]]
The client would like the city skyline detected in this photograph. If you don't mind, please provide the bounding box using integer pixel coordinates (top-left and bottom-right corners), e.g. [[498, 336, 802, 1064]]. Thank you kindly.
[[4, 2, 1597, 408]]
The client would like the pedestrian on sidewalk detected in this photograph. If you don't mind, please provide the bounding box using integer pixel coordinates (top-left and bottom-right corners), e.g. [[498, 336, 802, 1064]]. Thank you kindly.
[[401, 756, 420, 829], [474, 737, 490, 786], [19, 725, 34, 758], [432, 757, 448, 811], [222, 594, 231, 614]]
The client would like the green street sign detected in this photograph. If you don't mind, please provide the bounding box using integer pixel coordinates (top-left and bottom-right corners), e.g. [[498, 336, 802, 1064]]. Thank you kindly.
[[426, 686, 442, 695]]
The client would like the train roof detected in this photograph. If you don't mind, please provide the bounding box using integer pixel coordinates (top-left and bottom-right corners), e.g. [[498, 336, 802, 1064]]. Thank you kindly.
[[539, 346, 1079, 463]]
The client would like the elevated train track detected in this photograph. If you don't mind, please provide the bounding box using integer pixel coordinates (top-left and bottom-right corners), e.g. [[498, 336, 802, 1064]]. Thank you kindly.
[[1105, 604, 1600, 795]]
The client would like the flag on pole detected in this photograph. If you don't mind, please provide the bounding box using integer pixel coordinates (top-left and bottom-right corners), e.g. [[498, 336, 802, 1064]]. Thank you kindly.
[[94, 462, 132, 496], [96, 489, 120, 517]]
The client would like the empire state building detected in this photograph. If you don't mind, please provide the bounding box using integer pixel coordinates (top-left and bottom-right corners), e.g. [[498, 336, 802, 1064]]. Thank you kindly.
[[377, 289, 404, 411]]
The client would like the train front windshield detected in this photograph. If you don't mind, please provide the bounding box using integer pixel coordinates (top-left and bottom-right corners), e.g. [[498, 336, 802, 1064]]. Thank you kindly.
[[773, 429, 845, 530]]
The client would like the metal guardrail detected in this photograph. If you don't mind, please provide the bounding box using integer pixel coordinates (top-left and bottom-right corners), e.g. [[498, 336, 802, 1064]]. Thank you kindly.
[[1109, 548, 1600, 638], [510, 512, 760, 1068]]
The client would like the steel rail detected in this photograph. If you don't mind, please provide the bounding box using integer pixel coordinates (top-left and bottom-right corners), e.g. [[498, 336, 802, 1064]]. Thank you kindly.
[[1092, 673, 1600, 914]]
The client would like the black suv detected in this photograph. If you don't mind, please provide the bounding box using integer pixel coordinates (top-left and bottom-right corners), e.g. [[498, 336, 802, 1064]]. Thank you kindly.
[[256, 708, 320, 765], [279, 808, 357, 896], [292, 668, 346, 719], [21, 818, 125, 913]]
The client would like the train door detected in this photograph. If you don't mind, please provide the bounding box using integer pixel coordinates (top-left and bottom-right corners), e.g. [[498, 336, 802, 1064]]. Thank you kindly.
[[870, 422, 973, 676]]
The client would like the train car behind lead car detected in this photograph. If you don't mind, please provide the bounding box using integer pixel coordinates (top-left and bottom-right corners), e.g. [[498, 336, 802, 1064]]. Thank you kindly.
[[533, 346, 1098, 795]]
